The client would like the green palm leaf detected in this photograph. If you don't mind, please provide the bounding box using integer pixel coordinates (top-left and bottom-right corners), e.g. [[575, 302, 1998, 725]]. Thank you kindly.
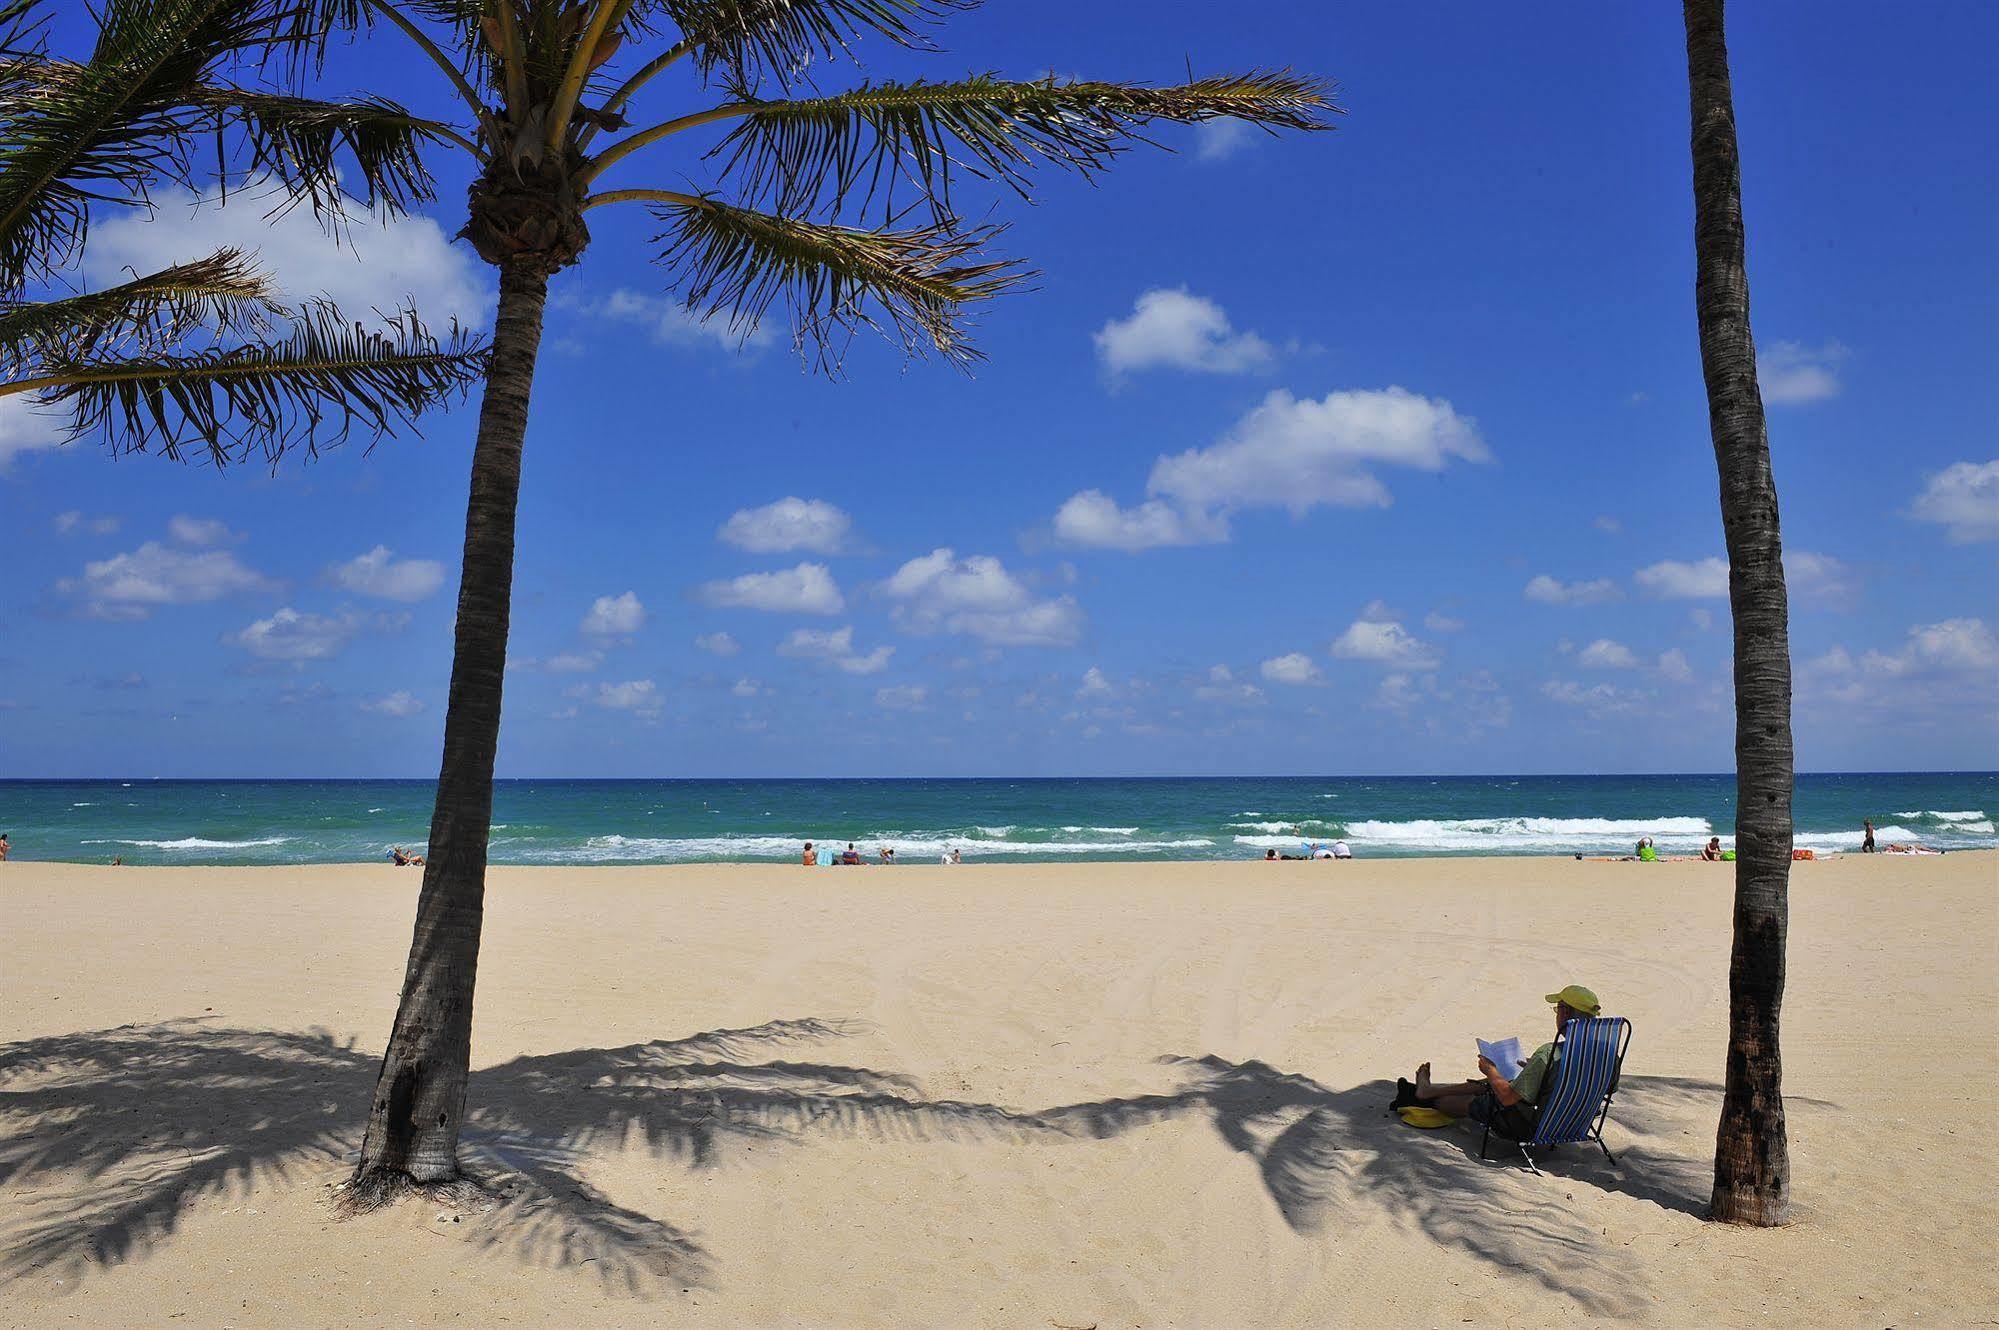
[[649, 193, 1024, 367], [0, 0, 402, 291], [0, 247, 276, 368], [708, 70, 1336, 215], [647, 0, 964, 88], [9, 302, 489, 463]]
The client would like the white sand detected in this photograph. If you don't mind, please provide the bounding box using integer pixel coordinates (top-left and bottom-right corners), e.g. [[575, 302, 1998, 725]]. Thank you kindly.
[[2, 853, 1995, 1327]]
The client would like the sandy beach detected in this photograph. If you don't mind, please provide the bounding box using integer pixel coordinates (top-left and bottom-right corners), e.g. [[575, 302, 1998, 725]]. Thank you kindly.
[[2, 853, 1994, 1327]]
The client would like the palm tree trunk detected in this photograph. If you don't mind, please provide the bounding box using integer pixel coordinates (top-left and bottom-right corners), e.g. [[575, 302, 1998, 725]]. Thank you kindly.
[[1683, 0, 1792, 1227], [350, 263, 548, 1197]]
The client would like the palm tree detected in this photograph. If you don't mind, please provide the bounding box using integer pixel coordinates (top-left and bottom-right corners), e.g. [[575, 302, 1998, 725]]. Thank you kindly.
[[1682, 0, 1791, 1226], [0, 0, 487, 456], [319, 0, 1333, 1201]]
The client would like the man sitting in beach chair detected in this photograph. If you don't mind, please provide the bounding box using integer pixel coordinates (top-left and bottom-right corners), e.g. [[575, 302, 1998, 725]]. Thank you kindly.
[[1394, 984, 1602, 1139]]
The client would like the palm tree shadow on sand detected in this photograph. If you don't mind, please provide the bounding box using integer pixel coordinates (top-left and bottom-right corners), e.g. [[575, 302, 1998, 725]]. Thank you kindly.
[[0, 1023, 1820, 1310]]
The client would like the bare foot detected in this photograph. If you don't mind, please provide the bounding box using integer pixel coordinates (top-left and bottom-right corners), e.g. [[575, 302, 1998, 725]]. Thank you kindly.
[[1415, 1061, 1432, 1094]]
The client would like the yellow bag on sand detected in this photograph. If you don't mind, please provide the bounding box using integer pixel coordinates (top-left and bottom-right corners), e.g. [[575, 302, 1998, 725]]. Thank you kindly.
[[1396, 1106, 1457, 1129]]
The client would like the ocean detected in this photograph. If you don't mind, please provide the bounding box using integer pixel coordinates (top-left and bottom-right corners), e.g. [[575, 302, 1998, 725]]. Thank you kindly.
[[2, 773, 1994, 865]]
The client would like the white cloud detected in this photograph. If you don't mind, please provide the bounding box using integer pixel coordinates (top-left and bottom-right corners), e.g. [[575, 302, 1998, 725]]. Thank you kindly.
[[1542, 678, 1653, 716], [1193, 118, 1257, 163], [167, 515, 232, 547], [1260, 652, 1321, 686], [719, 497, 853, 554], [1329, 616, 1440, 670], [1195, 664, 1264, 705], [1424, 611, 1465, 633], [730, 677, 764, 698], [1077, 666, 1114, 698], [698, 563, 844, 615], [694, 631, 740, 657], [53, 511, 120, 536], [587, 679, 661, 714], [1577, 638, 1640, 670], [881, 549, 1081, 646], [0, 394, 59, 474], [1657, 648, 1693, 683], [1801, 620, 1998, 721], [1757, 340, 1846, 404], [1635, 557, 1729, 599], [1094, 287, 1273, 377], [360, 690, 424, 717], [1897, 618, 1998, 672], [62, 538, 274, 619], [226, 607, 361, 662], [1150, 386, 1487, 515], [1523, 574, 1623, 606], [1910, 460, 1999, 543], [1051, 490, 1228, 551], [544, 651, 602, 673], [87, 186, 488, 328], [581, 590, 648, 636], [1784, 550, 1858, 607], [777, 624, 893, 675], [329, 545, 446, 601], [874, 683, 928, 710], [1593, 515, 1623, 535], [587, 287, 771, 352]]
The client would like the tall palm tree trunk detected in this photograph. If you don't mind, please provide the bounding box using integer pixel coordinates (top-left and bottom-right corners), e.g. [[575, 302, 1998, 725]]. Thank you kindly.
[[1683, 0, 1792, 1227], [351, 263, 548, 1195]]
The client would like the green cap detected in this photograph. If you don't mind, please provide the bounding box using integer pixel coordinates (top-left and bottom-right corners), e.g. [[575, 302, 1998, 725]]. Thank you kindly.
[[1544, 984, 1601, 1016]]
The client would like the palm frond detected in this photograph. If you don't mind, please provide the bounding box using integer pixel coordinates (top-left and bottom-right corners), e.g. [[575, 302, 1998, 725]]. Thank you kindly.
[[0, 0, 394, 290], [710, 70, 1337, 216], [0, 248, 276, 369], [187, 84, 454, 209], [11, 302, 488, 463], [648, 193, 1024, 369], [644, 0, 966, 89]]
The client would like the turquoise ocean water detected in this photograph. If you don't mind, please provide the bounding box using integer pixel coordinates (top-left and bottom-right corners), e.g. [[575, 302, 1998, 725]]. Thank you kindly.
[[1, 774, 1994, 865]]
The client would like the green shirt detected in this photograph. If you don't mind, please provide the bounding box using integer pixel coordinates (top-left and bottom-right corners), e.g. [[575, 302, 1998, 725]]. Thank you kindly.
[[1511, 1040, 1558, 1105]]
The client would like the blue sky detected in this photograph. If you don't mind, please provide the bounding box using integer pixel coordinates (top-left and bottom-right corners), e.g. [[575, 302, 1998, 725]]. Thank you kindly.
[[3, 1, 1995, 778]]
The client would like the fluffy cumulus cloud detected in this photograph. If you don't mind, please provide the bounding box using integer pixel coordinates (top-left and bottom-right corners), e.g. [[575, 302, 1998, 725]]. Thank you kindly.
[[87, 186, 488, 328], [60, 531, 274, 619], [719, 497, 853, 554], [225, 607, 362, 662], [1910, 460, 1999, 543], [1329, 612, 1440, 670], [0, 394, 59, 474], [881, 549, 1082, 646], [1656, 648, 1694, 683], [1260, 652, 1321, 686], [328, 545, 446, 601], [1542, 678, 1654, 717], [582, 590, 647, 636], [1757, 340, 1846, 404], [1799, 619, 1997, 725], [698, 563, 843, 615], [1076, 666, 1114, 698], [1094, 288, 1273, 378], [694, 631, 740, 657], [1577, 638, 1640, 670], [360, 690, 424, 717], [167, 515, 232, 547], [1635, 557, 1729, 599], [1051, 491, 1228, 551], [1055, 386, 1487, 551], [1195, 664, 1264, 704], [575, 679, 662, 716], [777, 624, 893, 675], [1523, 574, 1623, 606]]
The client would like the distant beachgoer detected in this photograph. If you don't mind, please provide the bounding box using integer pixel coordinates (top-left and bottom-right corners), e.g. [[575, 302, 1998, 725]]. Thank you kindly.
[[1331, 840, 1352, 860], [950, 847, 962, 865], [1862, 820, 1876, 853], [111, 855, 122, 866], [389, 846, 426, 867], [802, 841, 818, 866], [879, 846, 895, 863], [1265, 849, 1279, 861], [1637, 837, 1658, 863], [0, 833, 9, 862], [1700, 837, 1723, 861], [841, 842, 862, 865]]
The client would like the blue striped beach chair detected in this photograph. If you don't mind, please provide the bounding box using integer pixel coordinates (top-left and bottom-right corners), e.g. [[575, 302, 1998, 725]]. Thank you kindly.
[[1479, 1016, 1632, 1171]]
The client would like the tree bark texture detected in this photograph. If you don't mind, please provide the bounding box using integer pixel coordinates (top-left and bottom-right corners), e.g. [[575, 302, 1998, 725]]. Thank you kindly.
[[1684, 0, 1793, 1227]]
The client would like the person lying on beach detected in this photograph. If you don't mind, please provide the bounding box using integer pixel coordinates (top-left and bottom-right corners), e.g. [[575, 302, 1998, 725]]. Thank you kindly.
[[389, 846, 425, 867], [1392, 985, 1601, 1134], [1700, 837, 1723, 861], [802, 842, 818, 866]]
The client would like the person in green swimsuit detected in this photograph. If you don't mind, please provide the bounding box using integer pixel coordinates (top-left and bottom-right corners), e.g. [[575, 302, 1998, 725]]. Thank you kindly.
[[1395, 985, 1602, 1132]]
